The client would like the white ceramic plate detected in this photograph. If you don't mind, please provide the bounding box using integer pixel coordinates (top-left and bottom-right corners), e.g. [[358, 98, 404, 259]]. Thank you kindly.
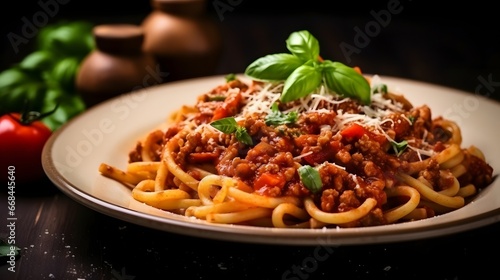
[[42, 74, 500, 245]]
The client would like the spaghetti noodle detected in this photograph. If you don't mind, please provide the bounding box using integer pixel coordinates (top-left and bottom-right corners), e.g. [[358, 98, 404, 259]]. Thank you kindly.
[[99, 75, 494, 228]]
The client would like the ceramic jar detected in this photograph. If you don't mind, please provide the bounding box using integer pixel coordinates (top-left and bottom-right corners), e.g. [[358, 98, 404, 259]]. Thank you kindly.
[[76, 24, 160, 107], [141, 0, 222, 82]]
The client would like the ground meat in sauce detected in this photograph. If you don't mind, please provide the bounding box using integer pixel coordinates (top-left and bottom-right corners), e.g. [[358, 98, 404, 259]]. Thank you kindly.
[[131, 79, 495, 227], [128, 142, 143, 163], [459, 151, 494, 189]]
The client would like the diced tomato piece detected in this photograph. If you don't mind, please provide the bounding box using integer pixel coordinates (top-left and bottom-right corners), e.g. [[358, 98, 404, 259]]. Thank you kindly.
[[211, 92, 243, 121], [340, 123, 367, 139], [303, 149, 333, 165], [341, 123, 387, 145], [254, 172, 285, 190]]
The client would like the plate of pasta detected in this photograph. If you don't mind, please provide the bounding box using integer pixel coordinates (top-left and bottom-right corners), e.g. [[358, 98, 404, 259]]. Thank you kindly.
[[41, 72, 500, 245], [42, 32, 500, 245]]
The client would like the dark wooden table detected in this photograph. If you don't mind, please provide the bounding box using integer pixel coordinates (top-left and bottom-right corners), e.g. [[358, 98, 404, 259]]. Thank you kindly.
[[2, 2, 500, 279]]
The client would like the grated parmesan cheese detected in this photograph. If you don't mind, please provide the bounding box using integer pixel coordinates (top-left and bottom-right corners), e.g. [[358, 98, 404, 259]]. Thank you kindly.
[[189, 75, 435, 157]]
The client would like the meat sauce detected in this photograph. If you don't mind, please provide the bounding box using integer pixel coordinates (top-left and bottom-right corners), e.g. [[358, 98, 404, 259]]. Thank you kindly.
[[129, 79, 494, 227]]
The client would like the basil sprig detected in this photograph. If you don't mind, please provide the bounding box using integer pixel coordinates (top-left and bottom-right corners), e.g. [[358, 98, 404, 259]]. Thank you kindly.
[[210, 117, 253, 145], [245, 30, 370, 105]]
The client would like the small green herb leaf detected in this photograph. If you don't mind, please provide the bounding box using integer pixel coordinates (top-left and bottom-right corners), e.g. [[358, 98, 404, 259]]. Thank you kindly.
[[372, 83, 388, 94], [286, 30, 320, 62], [298, 165, 323, 193], [245, 53, 303, 82], [235, 127, 253, 145], [208, 95, 227, 102], [265, 103, 298, 125], [211, 117, 253, 145], [210, 117, 238, 134], [408, 115, 415, 125], [323, 61, 371, 105], [225, 73, 236, 82], [281, 64, 322, 103], [391, 140, 408, 156]]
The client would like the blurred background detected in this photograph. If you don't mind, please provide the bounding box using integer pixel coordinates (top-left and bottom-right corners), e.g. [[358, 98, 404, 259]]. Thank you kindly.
[[1, 0, 499, 99]]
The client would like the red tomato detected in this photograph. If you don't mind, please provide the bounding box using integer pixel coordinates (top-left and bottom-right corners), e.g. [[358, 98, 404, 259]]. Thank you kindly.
[[211, 92, 243, 121], [0, 113, 52, 185]]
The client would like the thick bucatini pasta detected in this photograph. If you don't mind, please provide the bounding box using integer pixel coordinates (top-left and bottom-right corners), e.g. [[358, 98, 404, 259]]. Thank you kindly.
[[99, 74, 494, 228]]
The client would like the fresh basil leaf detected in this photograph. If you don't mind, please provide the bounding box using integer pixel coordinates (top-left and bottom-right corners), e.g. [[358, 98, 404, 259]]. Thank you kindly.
[[372, 83, 388, 94], [408, 115, 415, 125], [286, 30, 320, 62], [210, 117, 238, 134], [323, 61, 371, 105], [0, 21, 93, 131], [0, 68, 46, 115], [208, 95, 226, 101], [210, 117, 253, 145], [245, 53, 303, 81], [50, 57, 80, 91], [19, 50, 56, 73], [298, 165, 323, 193], [391, 140, 408, 156], [38, 21, 94, 59], [225, 73, 236, 82], [235, 126, 253, 145], [280, 64, 322, 103], [244, 30, 372, 106], [391, 140, 408, 157], [0, 68, 39, 89], [41, 89, 86, 131], [265, 103, 298, 125]]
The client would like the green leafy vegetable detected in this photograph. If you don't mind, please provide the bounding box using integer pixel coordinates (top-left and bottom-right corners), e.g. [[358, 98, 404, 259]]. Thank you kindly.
[[265, 103, 298, 125], [225, 73, 236, 82], [408, 115, 415, 124], [0, 20, 94, 131], [322, 61, 371, 105], [281, 64, 323, 102], [372, 83, 388, 94], [244, 30, 371, 105], [210, 117, 253, 145], [391, 140, 408, 156], [298, 165, 323, 193], [208, 95, 227, 101], [286, 31, 320, 62], [37, 20, 94, 60], [50, 57, 81, 91], [235, 127, 253, 145], [245, 54, 304, 81], [18, 50, 55, 72], [210, 117, 238, 133]]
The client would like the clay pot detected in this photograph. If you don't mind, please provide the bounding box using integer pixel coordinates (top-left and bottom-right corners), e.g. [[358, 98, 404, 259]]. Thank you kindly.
[[76, 24, 161, 107], [141, 0, 222, 82]]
